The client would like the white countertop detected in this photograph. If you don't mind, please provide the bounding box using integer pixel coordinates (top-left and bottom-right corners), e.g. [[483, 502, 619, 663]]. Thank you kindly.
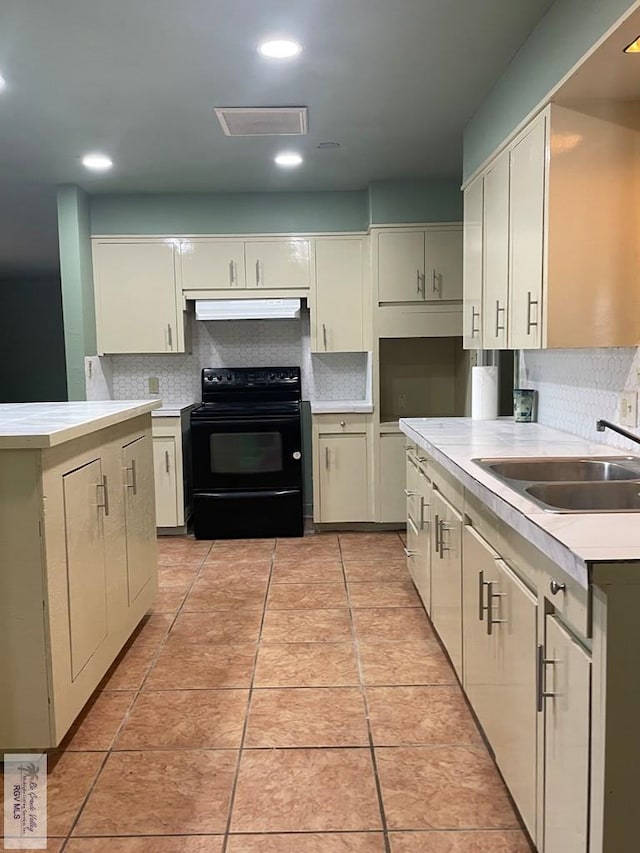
[[151, 402, 196, 417], [400, 417, 640, 589], [0, 401, 161, 449], [310, 400, 374, 414]]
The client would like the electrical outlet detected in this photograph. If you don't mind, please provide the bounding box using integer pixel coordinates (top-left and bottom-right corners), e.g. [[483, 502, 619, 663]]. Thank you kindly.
[[619, 391, 637, 427], [148, 377, 160, 395]]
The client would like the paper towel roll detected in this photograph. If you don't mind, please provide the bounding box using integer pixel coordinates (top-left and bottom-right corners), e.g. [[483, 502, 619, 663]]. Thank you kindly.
[[471, 365, 499, 420]]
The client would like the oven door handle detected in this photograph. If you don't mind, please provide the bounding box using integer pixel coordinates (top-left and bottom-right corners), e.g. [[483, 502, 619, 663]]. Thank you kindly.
[[191, 415, 301, 427], [194, 489, 300, 499]]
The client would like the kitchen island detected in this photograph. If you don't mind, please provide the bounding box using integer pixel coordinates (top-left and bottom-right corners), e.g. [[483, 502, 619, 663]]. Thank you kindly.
[[400, 416, 640, 853], [0, 401, 159, 749]]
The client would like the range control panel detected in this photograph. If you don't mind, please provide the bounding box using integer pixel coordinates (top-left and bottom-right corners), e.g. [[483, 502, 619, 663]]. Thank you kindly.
[[202, 366, 301, 389]]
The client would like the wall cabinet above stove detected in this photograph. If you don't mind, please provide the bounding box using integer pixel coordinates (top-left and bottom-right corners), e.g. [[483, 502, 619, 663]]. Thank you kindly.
[[180, 237, 313, 294], [93, 239, 188, 355]]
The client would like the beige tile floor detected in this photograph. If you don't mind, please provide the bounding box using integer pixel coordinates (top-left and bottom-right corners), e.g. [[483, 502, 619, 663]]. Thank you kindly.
[[4, 532, 534, 852]]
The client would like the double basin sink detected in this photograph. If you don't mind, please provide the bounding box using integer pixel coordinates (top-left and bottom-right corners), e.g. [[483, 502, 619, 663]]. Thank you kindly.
[[473, 456, 640, 512]]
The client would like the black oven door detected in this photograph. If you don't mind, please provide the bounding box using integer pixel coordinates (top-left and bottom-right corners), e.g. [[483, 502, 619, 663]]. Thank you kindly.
[[191, 412, 302, 492]]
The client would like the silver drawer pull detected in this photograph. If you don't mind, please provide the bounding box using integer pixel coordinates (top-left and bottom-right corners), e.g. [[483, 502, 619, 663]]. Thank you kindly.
[[549, 579, 566, 596], [404, 488, 418, 497], [407, 516, 420, 536], [165, 450, 170, 473], [403, 545, 417, 558]]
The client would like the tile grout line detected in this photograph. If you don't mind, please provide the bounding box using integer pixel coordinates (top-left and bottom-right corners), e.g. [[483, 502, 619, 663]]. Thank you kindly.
[[220, 537, 277, 853], [58, 537, 214, 849], [339, 535, 393, 853]]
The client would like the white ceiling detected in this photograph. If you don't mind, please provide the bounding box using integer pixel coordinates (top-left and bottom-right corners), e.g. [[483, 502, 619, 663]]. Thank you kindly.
[[0, 0, 556, 274]]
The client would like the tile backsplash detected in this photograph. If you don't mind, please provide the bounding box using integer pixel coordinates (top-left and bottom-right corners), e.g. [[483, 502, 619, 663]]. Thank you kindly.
[[521, 347, 640, 450], [107, 311, 368, 404]]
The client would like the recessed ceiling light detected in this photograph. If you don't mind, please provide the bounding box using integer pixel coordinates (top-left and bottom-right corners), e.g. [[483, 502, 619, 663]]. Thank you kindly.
[[258, 39, 302, 59], [0, 74, 6, 91], [623, 35, 640, 53], [82, 153, 113, 172], [275, 152, 303, 167]]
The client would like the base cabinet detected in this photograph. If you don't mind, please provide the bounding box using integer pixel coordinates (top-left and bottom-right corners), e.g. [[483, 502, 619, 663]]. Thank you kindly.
[[406, 448, 431, 611], [542, 615, 590, 853], [313, 415, 371, 523], [152, 411, 192, 531], [430, 488, 462, 676], [0, 415, 158, 749]]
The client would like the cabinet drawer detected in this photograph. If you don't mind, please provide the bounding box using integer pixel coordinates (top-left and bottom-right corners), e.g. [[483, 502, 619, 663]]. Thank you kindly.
[[542, 567, 591, 640], [428, 456, 464, 511], [313, 414, 368, 434]]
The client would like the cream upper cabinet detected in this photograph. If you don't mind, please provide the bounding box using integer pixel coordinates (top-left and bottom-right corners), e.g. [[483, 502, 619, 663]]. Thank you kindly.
[[509, 114, 546, 349], [313, 237, 366, 353], [542, 614, 590, 853], [244, 239, 312, 289], [377, 227, 463, 304], [463, 102, 640, 349], [180, 239, 246, 290], [378, 231, 425, 302], [462, 175, 483, 349], [93, 240, 185, 354], [482, 149, 510, 349]]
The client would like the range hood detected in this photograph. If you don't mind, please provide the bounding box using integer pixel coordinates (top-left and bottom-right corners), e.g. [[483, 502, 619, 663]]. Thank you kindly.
[[195, 298, 302, 321]]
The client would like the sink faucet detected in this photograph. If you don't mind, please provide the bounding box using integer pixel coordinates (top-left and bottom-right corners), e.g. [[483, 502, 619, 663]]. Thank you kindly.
[[596, 419, 640, 446]]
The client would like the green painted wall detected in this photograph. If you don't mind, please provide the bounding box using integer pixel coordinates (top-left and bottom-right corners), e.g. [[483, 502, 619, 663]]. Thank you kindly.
[[90, 190, 370, 235], [463, 0, 637, 180], [369, 179, 462, 223], [0, 276, 67, 403], [57, 185, 96, 399]]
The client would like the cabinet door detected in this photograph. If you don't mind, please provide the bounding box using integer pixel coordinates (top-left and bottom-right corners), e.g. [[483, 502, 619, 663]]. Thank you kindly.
[[490, 558, 538, 837], [431, 489, 462, 676], [543, 615, 590, 853], [181, 240, 246, 290], [509, 114, 546, 349], [463, 175, 483, 349], [318, 433, 369, 522], [245, 239, 312, 289], [414, 466, 432, 613], [93, 241, 181, 354], [63, 458, 108, 681], [153, 436, 178, 528], [314, 238, 365, 352], [424, 229, 463, 302], [378, 231, 425, 302], [483, 151, 510, 349], [123, 434, 156, 605], [462, 525, 499, 733], [380, 433, 408, 523]]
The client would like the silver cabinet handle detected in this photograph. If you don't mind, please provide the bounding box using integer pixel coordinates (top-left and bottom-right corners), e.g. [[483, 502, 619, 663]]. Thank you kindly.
[[549, 579, 566, 596], [229, 259, 235, 286], [165, 450, 170, 473], [404, 488, 418, 497], [403, 545, 417, 558], [322, 323, 328, 350], [125, 459, 137, 494], [407, 516, 420, 536], [416, 268, 421, 295], [434, 513, 441, 554], [478, 570, 490, 622], [340, 420, 345, 427], [167, 324, 173, 348], [419, 496, 426, 529], [536, 644, 557, 712], [471, 306, 480, 338], [325, 447, 329, 469], [495, 300, 505, 337], [96, 475, 110, 516], [486, 581, 507, 635], [526, 291, 539, 334], [432, 268, 439, 294], [256, 259, 261, 285]]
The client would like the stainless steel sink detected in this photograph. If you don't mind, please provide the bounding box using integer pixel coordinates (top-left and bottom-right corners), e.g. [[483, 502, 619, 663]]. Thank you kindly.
[[525, 482, 640, 512], [472, 455, 640, 512], [483, 458, 640, 482]]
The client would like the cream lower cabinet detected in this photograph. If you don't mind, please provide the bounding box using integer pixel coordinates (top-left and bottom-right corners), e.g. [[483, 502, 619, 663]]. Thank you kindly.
[[313, 415, 371, 523], [93, 239, 186, 354], [542, 614, 590, 853], [0, 415, 157, 749], [405, 448, 431, 612], [152, 412, 192, 531], [430, 487, 462, 676], [379, 432, 408, 523], [313, 237, 367, 353]]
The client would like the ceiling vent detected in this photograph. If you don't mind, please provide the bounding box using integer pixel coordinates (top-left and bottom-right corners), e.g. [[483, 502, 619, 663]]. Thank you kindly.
[[214, 106, 308, 137]]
